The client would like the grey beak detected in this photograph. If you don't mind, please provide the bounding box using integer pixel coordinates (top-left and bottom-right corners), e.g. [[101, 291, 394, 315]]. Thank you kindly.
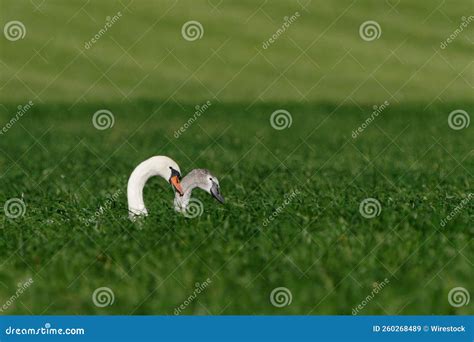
[[210, 182, 225, 204]]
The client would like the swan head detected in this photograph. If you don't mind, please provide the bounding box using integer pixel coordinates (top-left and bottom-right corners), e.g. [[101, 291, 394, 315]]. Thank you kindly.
[[186, 169, 224, 204], [174, 169, 225, 212], [205, 173, 225, 204], [168, 165, 184, 196]]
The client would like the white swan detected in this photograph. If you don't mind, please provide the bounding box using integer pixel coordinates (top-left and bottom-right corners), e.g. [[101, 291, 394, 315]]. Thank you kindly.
[[127, 155, 184, 219], [174, 169, 225, 213]]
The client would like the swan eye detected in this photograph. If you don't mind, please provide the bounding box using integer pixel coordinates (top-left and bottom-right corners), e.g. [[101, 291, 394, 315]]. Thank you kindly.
[[209, 177, 212, 181], [170, 167, 181, 179]]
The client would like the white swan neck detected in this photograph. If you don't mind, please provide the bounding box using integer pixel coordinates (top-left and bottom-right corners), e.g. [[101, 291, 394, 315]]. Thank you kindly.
[[127, 157, 172, 218], [174, 187, 193, 212]]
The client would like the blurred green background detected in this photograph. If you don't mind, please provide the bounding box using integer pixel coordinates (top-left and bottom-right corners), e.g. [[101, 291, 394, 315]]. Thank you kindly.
[[1, 0, 472, 104]]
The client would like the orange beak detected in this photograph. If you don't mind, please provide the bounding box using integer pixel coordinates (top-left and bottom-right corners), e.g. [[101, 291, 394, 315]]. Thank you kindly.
[[170, 175, 184, 196]]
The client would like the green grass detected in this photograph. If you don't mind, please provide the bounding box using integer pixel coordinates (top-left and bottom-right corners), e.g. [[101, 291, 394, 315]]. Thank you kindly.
[[0, 0, 472, 315], [0, 101, 472, 314]]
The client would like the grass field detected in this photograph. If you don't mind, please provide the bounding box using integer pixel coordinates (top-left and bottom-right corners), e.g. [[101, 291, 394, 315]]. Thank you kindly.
[[0, 0, 473, 315]]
